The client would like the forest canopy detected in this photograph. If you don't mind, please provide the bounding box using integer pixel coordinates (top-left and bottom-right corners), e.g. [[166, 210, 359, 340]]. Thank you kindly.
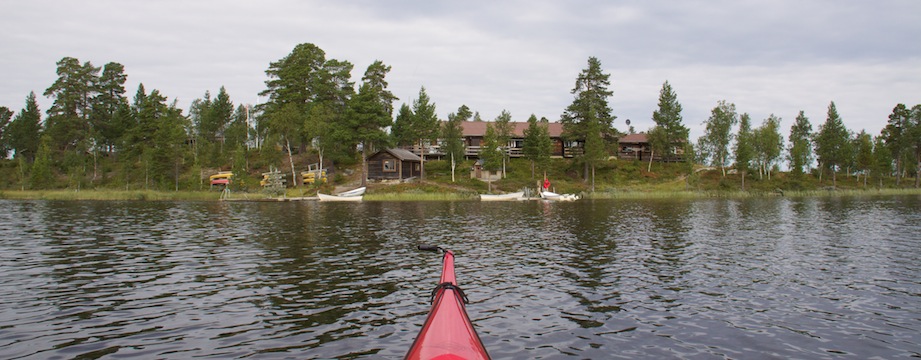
[[1, 43, 920, 191]]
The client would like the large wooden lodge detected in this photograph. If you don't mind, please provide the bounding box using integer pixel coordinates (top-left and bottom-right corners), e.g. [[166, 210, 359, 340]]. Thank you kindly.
[[397, 120, 664, 162]]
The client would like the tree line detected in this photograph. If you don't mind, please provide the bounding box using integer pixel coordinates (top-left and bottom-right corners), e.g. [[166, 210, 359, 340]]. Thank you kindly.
[[1, 44, 919, 191]]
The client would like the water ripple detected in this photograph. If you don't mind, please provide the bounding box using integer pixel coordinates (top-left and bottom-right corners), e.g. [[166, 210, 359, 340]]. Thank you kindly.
[[0, 197, 919, 359]]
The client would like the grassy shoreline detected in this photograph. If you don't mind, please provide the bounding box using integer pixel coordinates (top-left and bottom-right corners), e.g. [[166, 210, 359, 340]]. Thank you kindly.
[[0, 189, 222, 201], [2, 187, 918, 201], [582, 187, 921, 199]]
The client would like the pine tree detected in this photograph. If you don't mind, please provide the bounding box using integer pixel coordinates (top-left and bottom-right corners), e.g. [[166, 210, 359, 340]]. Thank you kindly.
[[411, 87, 439, 180], [854, 130, 874, 188], [815, 101, 850, 187], [258, 43, 354, 186], [0, 106, 12, 158], [734, 113, 754, 190], [345, 60, 397, 186], [882, 104, 910, 185], [787, 111, 813, 176], [560, 56, 616, 184]]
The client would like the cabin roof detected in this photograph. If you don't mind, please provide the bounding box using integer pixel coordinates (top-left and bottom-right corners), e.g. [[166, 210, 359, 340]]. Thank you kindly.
[[458, 120, 564, 138], [619, 133, 648, 144], [376, 148, 421, 161]]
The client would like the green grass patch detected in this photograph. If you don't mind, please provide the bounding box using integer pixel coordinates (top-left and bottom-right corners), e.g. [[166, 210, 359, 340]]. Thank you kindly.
[[0, 189, 220, 201]]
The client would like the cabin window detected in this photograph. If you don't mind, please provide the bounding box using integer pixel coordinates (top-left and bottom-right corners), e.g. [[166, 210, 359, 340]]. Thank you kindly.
[[383, 159, 396, 172]]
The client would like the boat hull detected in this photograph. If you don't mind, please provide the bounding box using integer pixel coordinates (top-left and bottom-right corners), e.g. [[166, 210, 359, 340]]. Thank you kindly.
[[337, 187, 367, 197], [479, 191, 525, 201], [540, 191, 579, 201], [317, 193, 363, 202]]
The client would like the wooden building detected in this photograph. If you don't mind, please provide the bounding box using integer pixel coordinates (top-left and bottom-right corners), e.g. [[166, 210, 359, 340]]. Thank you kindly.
[[618, 133, 651, 161], [617, 132, 685, 162], [367, 148, 422, 181], [404, 120, 574, 159]]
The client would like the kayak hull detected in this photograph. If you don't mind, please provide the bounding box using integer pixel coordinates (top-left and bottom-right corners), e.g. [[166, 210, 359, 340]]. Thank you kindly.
[[405, 251, 490, 360]]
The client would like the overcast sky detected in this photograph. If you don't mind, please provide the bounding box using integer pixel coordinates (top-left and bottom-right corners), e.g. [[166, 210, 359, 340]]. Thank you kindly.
[[2, 1, 920, 140]]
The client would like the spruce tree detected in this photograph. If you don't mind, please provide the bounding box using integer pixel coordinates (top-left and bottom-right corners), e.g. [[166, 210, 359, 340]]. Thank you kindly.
[[787, 111, 813, 176], [815, 101, 851, 187], [651, 80, 689, 161]]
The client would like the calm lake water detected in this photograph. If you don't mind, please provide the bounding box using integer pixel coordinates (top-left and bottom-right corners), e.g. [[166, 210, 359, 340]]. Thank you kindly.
[[1, 196, 920, 359]]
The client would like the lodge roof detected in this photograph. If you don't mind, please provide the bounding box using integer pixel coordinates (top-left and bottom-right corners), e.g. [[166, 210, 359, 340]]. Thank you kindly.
[[458, 120, 564, 138]]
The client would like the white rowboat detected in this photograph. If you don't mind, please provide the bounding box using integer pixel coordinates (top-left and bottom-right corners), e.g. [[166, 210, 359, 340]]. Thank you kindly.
[[317, 192, 364, 202], [317, 187, 366, 202], [479, 191, 525, 201], [540, 191, 580, 201], [336, 187, 366, 197]]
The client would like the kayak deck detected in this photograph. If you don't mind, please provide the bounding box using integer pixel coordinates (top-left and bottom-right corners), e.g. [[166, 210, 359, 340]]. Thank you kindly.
[[405, 249, 490, 360]]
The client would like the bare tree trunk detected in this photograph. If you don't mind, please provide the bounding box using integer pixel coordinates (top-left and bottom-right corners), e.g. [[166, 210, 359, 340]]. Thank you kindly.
[[360, 142, 367, 187], [93, 149, 98, 182], [648, 149, 654, 172], [450, 152, 456, 183], [591, 165, 595, 193], [286, 137, 297, 188], [502, 148, 506, 179], [419, 140, 426, 180]]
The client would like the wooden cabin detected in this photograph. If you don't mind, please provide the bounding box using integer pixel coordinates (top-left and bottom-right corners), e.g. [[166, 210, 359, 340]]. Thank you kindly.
[[367, 148, 422, 181], [618, 133, 651, 161], [617, 132, 686, 162]]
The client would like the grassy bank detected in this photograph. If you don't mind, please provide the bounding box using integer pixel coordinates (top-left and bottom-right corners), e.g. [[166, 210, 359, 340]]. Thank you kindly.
[[582, 187, 921, 200], [2, 186, 918, 202], [0, 189, 221, 201], [3, 158, 920, 201]]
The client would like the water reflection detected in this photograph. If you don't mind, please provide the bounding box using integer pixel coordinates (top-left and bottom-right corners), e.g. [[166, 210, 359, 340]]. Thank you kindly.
[[0, 197, 919, 359]]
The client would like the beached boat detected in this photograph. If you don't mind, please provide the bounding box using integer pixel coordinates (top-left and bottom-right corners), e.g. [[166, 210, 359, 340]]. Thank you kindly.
[[317, 187, 365, 202], [405, 245, 490, 360], [479, 191, 525, 201], [540, 191, 580, 201], [336, 187, 366, 197], [317, 192, 363, 202]]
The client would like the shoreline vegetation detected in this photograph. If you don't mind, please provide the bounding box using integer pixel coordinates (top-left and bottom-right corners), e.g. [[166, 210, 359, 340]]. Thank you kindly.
[[2, 186, 918, 202], [4, 50, 919, 205], [3, 156, 920, 201]]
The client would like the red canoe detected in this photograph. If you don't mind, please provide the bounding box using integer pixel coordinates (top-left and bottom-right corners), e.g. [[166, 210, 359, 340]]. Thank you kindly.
[[405, 246, 490, 360]]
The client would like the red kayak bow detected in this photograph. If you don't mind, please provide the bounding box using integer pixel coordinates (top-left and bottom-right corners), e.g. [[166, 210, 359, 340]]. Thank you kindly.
[[405, 245, 490, 360]]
